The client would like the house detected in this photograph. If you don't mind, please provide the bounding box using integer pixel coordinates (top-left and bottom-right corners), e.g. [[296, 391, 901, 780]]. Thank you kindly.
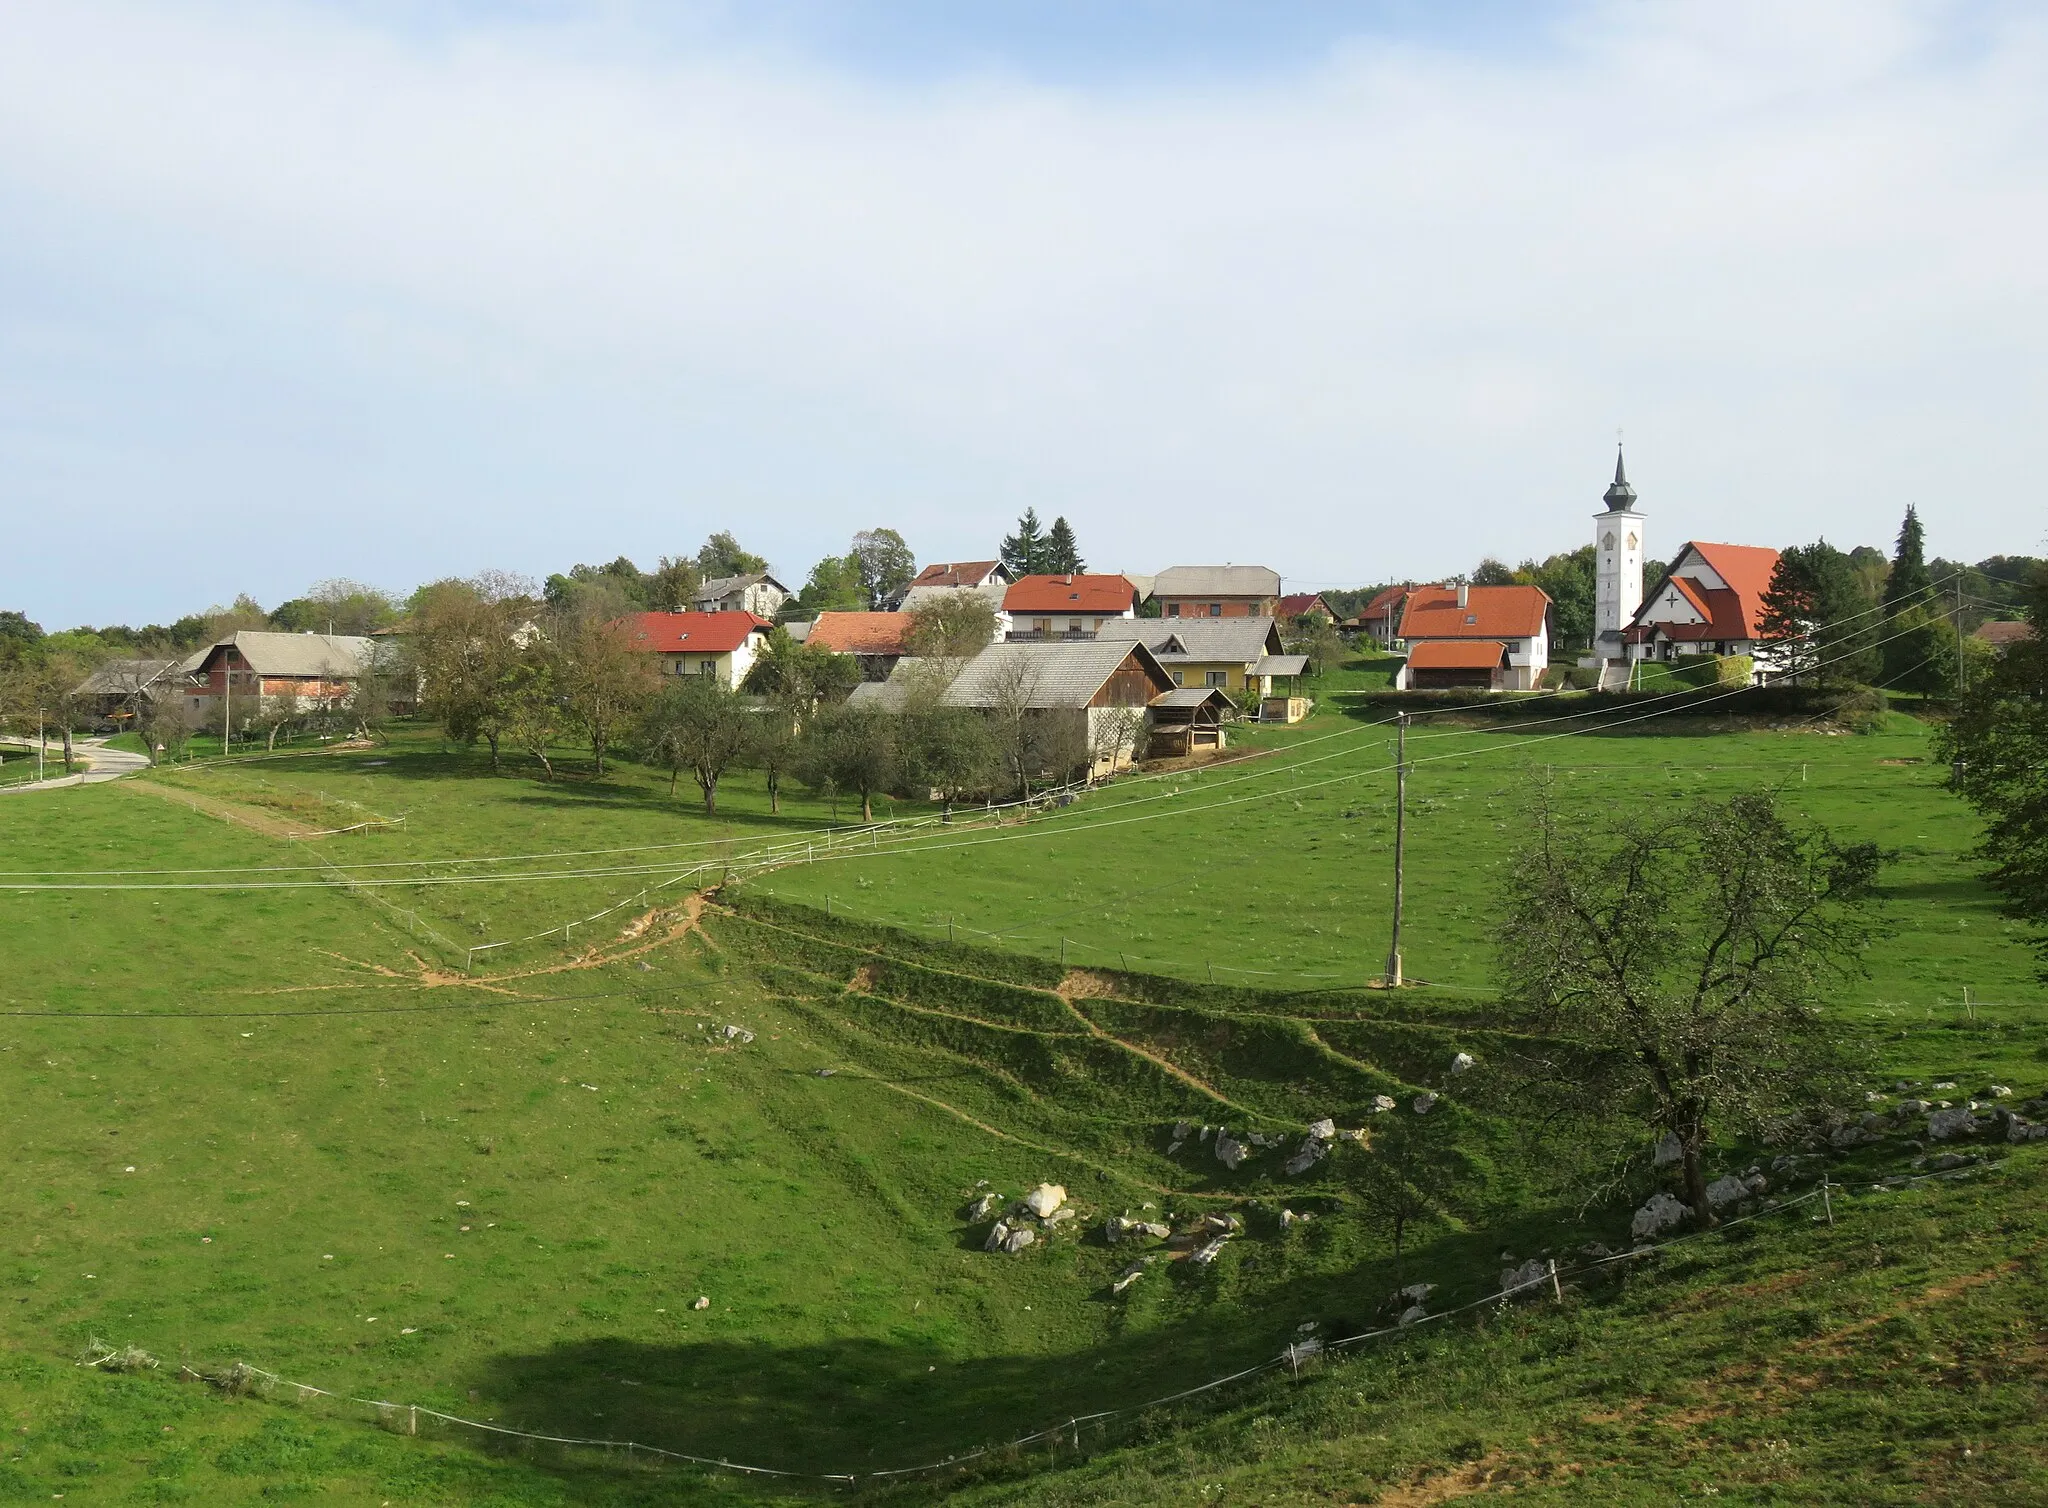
[[1394, 583, 1551, 691], [1356, 585, 1412, 647], [1623, 542, 1782, 681], [177, 632, 377, 715], [903, 560, 1012, 593], [691, 573, 790, 618], [1974, 620, 2035, 652], [804, 611, 914, 681], [1003, 574, 1141, 639], [619, 611, 775, 688], [1278, 593, 1335, 622], [1151, 565, 1282, 619], [70, 659, 185, 729], [854, 638, 1173, 779], [1095, 617, 1298, 701], [1147, 687, 1235, 758], [898, 581, 1011, 643]]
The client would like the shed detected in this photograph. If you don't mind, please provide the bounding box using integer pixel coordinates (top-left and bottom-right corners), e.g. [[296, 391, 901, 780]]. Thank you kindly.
[[1148, 687, 1234, 757]]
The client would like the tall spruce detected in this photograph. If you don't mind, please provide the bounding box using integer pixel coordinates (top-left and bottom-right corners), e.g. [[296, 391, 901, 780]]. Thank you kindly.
[[1045, 516, 1084, 574], [999, 508, 1049, 577], [1883, 506, 1934, 614], [1759, 540, 1879, 686]]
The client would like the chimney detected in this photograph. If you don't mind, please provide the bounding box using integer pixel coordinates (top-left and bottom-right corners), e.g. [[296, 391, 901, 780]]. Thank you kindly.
[[1457, 581, 1470, 609]]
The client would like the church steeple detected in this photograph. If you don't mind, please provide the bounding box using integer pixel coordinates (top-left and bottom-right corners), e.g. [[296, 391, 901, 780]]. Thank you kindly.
[[1602, 444, 1637, 512]]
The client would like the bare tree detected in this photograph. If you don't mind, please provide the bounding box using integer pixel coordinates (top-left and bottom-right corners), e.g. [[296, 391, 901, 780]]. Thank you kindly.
[[1495, 786, 1884, 1226]]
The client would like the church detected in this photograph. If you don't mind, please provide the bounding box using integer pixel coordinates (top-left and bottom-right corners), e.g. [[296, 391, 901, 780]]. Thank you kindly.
[[1582, 449, 1782, 687]]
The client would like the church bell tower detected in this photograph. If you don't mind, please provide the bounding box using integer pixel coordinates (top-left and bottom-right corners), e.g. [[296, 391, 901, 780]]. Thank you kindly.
[[1592, 445, 1644, 662]]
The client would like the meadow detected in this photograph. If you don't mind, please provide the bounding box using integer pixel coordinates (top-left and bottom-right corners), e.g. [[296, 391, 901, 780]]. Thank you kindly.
[[0, 682, 2042, 1502]]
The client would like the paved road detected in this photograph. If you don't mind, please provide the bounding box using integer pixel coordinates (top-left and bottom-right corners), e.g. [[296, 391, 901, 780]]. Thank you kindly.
[[0, 737, 153, 794]]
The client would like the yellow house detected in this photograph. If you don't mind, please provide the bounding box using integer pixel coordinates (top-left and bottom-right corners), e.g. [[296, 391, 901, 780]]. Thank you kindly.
[[1095, 618, 1303, 700]]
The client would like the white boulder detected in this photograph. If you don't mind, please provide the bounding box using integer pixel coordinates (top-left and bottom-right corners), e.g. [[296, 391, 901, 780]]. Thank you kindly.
[[1214, 1133, 1249, 1170], [1413, 1092, 1438, 1114], [1371, 1095, 1397, 1113], [1449, 1052, 1476, 1075], [1630, 1191, 1692, 1239], [1704, 1175, 1751, 1211], [1023, 1183, 1066, 1217]]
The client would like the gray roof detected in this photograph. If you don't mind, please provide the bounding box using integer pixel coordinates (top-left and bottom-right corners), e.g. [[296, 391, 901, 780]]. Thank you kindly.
[[1255, 654, 1310, 677], [72, 659, 181, 697], [1152, 565, 1281, 599], [849, 641, 1159, 711], [1150, 687, 1236, 709], [1096, 616, 1283, 664], [695, 572, 787, 601], [178, 632, 376, 679]]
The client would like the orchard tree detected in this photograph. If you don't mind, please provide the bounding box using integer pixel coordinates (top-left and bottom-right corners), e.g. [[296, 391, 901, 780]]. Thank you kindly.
[[903, 592, 998, 660], [1496, 787, 1883, 1227], [552, 610, 658, 775], [641, 674, 751, 812], [801, 702, 898, 822]]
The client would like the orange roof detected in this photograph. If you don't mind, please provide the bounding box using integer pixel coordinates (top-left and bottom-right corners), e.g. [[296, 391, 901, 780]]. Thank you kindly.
[[1399, 585, 1548, 640], [1364, 585, 1410, 617], [806, 611, 911, 655], [1407, 640, 1506, 670], [910, 560, 1001, 589], [1278, 593, 1331, 618], [1974, 620, 2034, 647], [618, 611, 771, 654], [1004, 574, 1138, 614], [1684, 543, 1779, 637]]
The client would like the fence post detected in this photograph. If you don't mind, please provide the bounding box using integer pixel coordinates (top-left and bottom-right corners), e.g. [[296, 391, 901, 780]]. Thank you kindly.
[[408, 1405, 417, 1436], [466, 947, 475, 973], [1548, 1258, 1562, 1303], [1207, 961, 1216, 984], [1060, 938, 1067, 967], [1821, 1177, 1835, 1228]]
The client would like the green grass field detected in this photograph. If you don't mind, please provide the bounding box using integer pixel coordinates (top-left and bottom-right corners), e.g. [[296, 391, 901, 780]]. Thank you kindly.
[[0, 696, 2042, 1502]]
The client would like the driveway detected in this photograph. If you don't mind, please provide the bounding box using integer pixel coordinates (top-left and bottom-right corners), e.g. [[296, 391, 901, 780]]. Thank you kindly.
[[0, 737, 154, 793]]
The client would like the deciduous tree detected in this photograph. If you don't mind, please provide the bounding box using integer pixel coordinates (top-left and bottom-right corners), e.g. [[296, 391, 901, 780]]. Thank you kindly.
[[903, 593, 998, 660], [1496, 786, 1883, 1226], [697, 532, 769, 580], [851, 529, 917, 609], [641, 674, 752, 812], [801, 702, 898, 822], [552, 611, 658, 776]]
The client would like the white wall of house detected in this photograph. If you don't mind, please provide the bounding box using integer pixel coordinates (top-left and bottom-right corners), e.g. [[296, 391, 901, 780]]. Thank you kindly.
[[653, 632, 765, 689]]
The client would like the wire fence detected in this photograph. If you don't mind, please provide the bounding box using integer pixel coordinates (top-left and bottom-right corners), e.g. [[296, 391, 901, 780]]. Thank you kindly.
[[162, 1163, 2000, 1488]]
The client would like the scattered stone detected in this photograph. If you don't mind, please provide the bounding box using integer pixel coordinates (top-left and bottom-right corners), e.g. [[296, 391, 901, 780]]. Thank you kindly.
[[1371, 1095, 1397, 1113], [1744, 1172, 1770, 1196], [1412, 1092, 1438, 1114], [635, 960, 653, 972], [1579, 1242, 1616, 1262], [721, 1025, 755, 1044], [1214, 1133, 1249, 1170], [692, 1296, 710, 1311], [1201, 1125, 1215, 1142], [1652, 1132, 1682, 1167], [1989, 1085, 2013, 1099], [1930, 1152, 1975, 1172], [985, 1221, 1036, 1254], [1041, 1207, 1077, 1227], [1023, 1183, 1067, 1218], [1287, 1334, 1325, 1359], [1189, 1235, 1230, 1267], [1704, 1175, 1751, 1211], [1280, 1208, 1309, 1230], [1283, 1138, 1329, 1176], [1307, 1118, 1336, 1141], [1166, 1140, 1186, 1156], [965, 1192, 1002, 1222], [1631, 1191, 1692, 1239], [1860, 1111, 1890, 1132], [1449, 1052, 1476, 1075], [815, 1068, 836, 1078], [1829, 1124, 1873, 1150], [2007, 1118, 2048, 1144], [1111, 1265, 1146, 1296], [1864, 1090, 1886, 1102], [1895, 1099, 1929, 1115], [1173, 1121, 1194, 1141], [1933, 1081, 1958, 1091], [1398, 1282, 1435, 1304], [1500, 1257, 1549, 1297], [1927, 1106, 1979, 1142], [1398, 1303, 1428, 1326], [1202, 1213, 1244, 1235], [1336, 1127, 1367, 1143]]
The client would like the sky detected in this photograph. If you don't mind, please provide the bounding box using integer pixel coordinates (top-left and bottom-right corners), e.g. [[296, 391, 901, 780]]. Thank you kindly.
[[2, 0, 2045, 629]]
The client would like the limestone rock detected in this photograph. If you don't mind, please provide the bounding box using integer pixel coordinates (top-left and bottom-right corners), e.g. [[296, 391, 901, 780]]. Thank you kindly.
[[1111, 1266, 1146, 1296], [1336, 1127, 1367, 1143], [1500, 1257, 1548, 1297], [1397, 1303, 1428, 1326], [1704, 1175, 1751, 1211], [1173, 1121, 1194, 1141], [1307, 1118, 1336, 1141], [1989, 1085, 2013, 1099], [964, 1192, 1001, 1222], [1895, 1098, 1928, 1115], [1283, 1138, 1329, 1176], [1630, 1191, 1691, 1239], [1023, 1183, 1066, 1218], [1214, 1133, 1249, 1170], [1280, 1208, 1307, 1230], [1189, 1235, 1230, 1267], [721, 1025, 755, 1044], [1041, 1207, 1077, 1227], [1927, 1106, 1978, 1141], [1201, 1212, 1243, 1235], [1652, 1132, 1683, 1166], [1371, 1095, 1397, 1113], [985, 1221, 1036, 1253], [1412, 1092, 1438, 1114], [692, 1296, 710, 1310], [1449, 1052, 1476, 1075], [1398, 1282, 1435, 1304]]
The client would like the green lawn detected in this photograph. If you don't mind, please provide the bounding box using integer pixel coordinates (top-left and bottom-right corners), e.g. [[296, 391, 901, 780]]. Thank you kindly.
[[0, 707, 2042, 1502]]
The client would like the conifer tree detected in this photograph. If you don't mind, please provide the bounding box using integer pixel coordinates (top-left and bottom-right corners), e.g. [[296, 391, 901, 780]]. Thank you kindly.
[[1883, 505, 1934, 614], [999, 509, 1049, 577], [1044, 516, 1084, 574]]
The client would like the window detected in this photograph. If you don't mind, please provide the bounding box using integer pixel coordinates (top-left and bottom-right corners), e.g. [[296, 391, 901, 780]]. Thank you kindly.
[[1034, 618, 1050, 634], [1464, 614, 1477, 625], [699, 659, 716, 676], [1205, 670, 1227, 688], [1208, 603, 1222, 617], [1173, 670, 1186, 687], [1166, 603, 1180, 617], [1507, 641, 1522, 653]]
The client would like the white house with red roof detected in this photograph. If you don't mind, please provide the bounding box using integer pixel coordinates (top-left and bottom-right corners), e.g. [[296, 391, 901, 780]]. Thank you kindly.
[[1624, 542, 1782, 681], [1395, 583, 1552, 691], [619, 611, 775, 688], [1003, 574, 1140, 639]]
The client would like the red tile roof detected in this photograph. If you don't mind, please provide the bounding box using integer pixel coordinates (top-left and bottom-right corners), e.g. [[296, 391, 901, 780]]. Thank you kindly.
[[1407, 639, 1506, 670], [1363, 585, 1410, 618], [806, 611, 912, 655], [1974, 620, 2035, 648], [618, 611, 771, 654], [910, 560, 1002, 589], [1004, 574, 1138, 614], [1684, 543, 1780, 638], [1398, 585, 1549, 640], [1278, 593, 1332, 618]]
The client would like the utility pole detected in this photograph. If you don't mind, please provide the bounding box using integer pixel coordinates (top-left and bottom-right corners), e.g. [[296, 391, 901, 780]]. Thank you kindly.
[[223, 647, 232, 759], [1955, 579, 1966, 698], [1386, 710, 1408, 988]]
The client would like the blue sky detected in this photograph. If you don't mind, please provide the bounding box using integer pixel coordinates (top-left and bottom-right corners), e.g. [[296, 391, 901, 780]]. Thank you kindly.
[[2, 0, 2045, 628]]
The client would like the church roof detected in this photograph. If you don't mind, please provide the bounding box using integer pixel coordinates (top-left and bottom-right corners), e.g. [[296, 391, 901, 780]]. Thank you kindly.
[[1601, 445, 1637, 512]]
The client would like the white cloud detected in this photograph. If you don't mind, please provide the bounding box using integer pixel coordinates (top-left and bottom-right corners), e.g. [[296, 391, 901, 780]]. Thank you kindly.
[[0, 0, 2044, 621]]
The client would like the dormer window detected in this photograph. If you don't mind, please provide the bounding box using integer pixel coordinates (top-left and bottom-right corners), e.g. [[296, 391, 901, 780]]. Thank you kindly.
[[1464, 613, 1477, 625]]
